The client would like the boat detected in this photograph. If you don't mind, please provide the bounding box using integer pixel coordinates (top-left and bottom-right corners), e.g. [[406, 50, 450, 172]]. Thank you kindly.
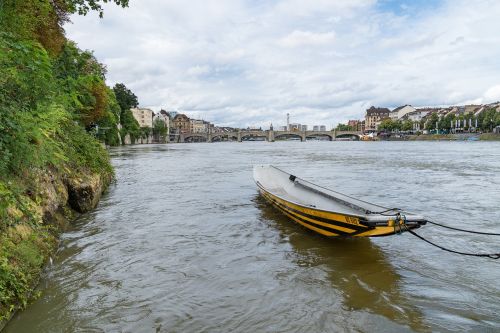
[[254, 165, 427, 237]]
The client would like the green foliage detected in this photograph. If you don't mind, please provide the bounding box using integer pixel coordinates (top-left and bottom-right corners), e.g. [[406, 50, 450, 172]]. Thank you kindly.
[[401, 120, 413, 131], [54, 42, 106, 82], [0, 33, 56, 110], [0, 226, 56, 321], [153, 118, 168, 138], [53, 42, 122, 145], [478, 108, 498, 131], [57, 120, 113, 175], [378, 118, 401, 132], [120, 109, 141, 143], [0, 0, 128, 320], [425, 113, 439, 130], [113, 83, 140, 143], [63, 0, 129, 18], [336, 123, 352, 131], [113, 83, 138, 113], [0, 0, 66, 56]]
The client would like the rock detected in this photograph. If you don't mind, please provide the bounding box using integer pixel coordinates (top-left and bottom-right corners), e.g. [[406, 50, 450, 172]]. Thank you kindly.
[[66, 173, 105, 213]]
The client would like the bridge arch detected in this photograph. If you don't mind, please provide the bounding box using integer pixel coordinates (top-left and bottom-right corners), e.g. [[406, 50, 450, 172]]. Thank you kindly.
[[335, 133, 361, 140], [241, 133, 267, 141], [183, 134, 208, 142], [305, 133, 333, 141], [274, 133, 304, 141], [210, 134, 239, 142]]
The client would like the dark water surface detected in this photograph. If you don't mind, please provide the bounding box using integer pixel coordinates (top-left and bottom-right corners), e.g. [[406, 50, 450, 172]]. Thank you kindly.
[[5, 142, 500, 332]]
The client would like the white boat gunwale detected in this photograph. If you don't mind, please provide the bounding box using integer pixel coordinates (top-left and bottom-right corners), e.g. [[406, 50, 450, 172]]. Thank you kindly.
[[254, 165, 427, 227], [255, 180, 370, 222]]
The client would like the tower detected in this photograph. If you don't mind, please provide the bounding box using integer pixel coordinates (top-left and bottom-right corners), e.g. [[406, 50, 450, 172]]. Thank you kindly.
[[286, 113, 290, 131]]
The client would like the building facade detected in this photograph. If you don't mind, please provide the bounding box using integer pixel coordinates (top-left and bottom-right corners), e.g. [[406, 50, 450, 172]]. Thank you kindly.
[[405, 110, 430, 122], [365, 106, 390, 131], [389, 105, 416, 120], [190, 119, 208, 133], [131, 108, 154, 128], [347, 120, 365, 131], [173, 114, 191, 134], [153, 112, 170, 131]]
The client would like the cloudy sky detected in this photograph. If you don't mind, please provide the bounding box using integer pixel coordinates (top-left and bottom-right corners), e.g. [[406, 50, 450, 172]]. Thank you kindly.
[[66, 0, 500, 128]]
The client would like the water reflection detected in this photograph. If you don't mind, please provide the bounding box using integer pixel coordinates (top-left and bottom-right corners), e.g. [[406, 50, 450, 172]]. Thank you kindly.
[[255, 195, 429, 332]]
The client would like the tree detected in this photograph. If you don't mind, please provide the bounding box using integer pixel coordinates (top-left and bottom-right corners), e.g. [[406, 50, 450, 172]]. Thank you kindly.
[[479, 108, 497, 132], [153, 118, 168, 140], [54, 0, 130, 19], [378, 118, 400, 132], [438, 113, 455, 132], [336, 123, 352, 131], [113, 83, 138, 115], [401, 120, 413, 132], [495, 110, 500, 127], [120, 109, 140, 143], [425, 113, 439, 131]]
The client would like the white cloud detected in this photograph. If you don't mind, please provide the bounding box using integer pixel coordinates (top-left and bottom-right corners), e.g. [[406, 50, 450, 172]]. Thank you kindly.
[[483, 85, 500, 102], [65, 0, 500, 127], [279, 30, 336, 48], [187, 65, 211, 77]]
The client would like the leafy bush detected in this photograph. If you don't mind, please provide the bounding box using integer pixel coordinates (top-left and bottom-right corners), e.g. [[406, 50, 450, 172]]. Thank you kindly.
[[0, 0, 130, 321]]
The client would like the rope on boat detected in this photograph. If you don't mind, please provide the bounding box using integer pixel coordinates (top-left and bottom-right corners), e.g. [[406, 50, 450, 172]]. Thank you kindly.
[[405, 228, 500, 259], [425, 220, 500, 236], [379, 208, 500, 236], [400, 217, 500, 259]]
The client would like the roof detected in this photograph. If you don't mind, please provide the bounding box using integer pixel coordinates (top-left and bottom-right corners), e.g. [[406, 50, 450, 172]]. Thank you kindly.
[[173, 114, 190, 121], [391, 104, 411, 113], [366, 106, 390, 116]]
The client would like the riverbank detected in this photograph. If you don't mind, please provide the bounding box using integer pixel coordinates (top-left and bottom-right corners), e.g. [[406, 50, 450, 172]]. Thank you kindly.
[[404, 133, 500, 141], [0, 166, 112, 330]]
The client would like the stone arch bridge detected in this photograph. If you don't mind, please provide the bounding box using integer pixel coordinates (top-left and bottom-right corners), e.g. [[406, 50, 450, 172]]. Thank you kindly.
[[179, 130, 362, 143]]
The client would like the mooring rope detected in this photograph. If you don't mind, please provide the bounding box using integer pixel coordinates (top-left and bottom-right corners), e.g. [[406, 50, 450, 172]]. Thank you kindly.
[[373, 207, 500, 236], [425, 220, 500, 236], [398, 216, 500, 259], [405, 228, 500, 259]]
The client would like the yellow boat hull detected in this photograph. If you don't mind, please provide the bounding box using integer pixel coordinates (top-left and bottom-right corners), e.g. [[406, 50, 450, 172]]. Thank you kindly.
[[259, 187, 416, 237]]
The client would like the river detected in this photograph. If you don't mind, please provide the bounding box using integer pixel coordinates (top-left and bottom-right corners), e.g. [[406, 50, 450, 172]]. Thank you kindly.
[[5, 141, 500, 332]]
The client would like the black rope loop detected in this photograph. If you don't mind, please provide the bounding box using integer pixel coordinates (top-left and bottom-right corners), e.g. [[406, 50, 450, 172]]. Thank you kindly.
[[402, 224, 500, 259], [426, 220, 500, 236], [372, 208, 500, 236]]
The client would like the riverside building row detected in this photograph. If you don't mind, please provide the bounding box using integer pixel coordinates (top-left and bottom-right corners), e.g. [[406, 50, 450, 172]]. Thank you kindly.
[[356, 102, 500, 132], [129, 108, 239, 142]]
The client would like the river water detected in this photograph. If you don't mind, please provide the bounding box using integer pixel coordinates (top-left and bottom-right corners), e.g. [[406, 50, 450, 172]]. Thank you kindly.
[[5, 141, 500, 332]]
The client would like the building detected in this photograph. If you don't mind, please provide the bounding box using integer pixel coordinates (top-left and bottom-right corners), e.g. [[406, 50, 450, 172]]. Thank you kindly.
[[347, 120, 364, 131], [301, 125, 308, 131], [152, 112, 170, 142], [405, 110, 430, 122], [464, 105, 481, 115], [389, 105, 416, 120], [312, 125, 327, 131], [153, 112, 170, 131], [173, 114, 191, 134], [279, 125, 287, 131], [365, 106, 390, 131], [289, 123, 301, 131], [190, 119, 206, 133], [131, 108, 154, 128]]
